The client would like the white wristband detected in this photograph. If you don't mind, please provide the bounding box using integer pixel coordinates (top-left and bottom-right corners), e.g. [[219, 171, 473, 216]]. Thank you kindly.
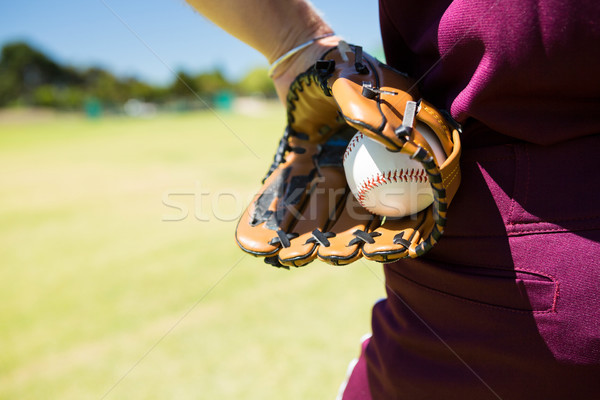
[[268, 33, 335, 78]]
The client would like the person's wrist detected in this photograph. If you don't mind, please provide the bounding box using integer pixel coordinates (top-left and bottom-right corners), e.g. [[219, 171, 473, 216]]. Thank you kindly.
[[272, 35, 341, 103]]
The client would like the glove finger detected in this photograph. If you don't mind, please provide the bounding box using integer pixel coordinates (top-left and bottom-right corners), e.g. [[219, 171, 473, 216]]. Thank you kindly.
[[325, 43, 418, 151], [276, 126, 355, 267], [361, 208, 435, 262], [325, 42, 456, 162], [277, 165, 347, 267], [317, 193, 376, 265], [235, 144, 319, 257]]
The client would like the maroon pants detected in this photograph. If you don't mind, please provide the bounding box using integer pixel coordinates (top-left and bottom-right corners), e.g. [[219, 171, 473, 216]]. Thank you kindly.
[[341, 132, 600, 399]]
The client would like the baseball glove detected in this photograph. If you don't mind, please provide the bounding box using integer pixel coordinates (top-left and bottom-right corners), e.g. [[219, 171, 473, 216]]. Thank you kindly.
[[235, 42, 461, 268]]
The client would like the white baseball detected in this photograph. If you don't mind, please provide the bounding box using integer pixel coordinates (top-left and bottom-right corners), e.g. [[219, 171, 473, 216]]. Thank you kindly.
[[342, 125, 446, 218]]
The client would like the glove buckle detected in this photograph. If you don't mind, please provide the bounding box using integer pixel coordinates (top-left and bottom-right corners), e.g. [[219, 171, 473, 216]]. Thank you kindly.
[[394, 100, 419, 141]]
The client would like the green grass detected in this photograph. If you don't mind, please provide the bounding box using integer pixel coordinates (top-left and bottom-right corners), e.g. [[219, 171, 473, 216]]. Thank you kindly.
[[0, 107, 385, 400]]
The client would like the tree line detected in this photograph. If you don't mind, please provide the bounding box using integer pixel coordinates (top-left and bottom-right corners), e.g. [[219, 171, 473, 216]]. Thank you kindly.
[[0, 41, 276, 110]]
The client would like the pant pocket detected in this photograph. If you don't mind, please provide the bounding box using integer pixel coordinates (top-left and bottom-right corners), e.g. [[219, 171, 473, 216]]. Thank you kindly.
[[386, 259, 558, 313]]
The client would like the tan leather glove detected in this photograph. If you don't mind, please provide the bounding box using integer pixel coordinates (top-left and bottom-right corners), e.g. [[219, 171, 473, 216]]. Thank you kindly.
[[235, 42, 461, 268]]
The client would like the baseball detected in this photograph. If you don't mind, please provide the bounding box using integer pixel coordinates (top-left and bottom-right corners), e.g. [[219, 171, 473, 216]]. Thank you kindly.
[[342, 126, 446, 218]]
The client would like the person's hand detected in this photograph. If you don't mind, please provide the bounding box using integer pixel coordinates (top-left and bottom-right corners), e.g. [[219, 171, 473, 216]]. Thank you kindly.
[[235, 42, 461, 267]]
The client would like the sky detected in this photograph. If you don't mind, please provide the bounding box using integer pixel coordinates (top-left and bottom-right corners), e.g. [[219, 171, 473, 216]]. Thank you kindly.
[[0, 0, 383, 85]]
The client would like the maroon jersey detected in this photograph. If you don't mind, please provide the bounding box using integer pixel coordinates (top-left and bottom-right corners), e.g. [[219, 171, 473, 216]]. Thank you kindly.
[[379, 0, 600, 145]]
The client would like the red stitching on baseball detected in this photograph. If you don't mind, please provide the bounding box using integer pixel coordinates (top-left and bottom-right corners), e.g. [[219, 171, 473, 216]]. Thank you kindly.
[[356, 169, 429, 208], [343, 131, 364, 163]]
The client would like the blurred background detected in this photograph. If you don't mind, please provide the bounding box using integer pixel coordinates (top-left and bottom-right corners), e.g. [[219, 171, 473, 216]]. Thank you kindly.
[[0, 1, 386, 398]]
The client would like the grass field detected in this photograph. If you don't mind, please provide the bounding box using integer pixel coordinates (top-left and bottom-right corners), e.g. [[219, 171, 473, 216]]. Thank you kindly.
[[0, 106, 385, 399]]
